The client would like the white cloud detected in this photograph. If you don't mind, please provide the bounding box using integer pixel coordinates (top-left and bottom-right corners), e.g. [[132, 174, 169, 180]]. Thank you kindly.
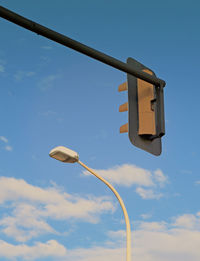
[[135, 187, 163, 199], [83, 164, 155, 187], [0, 136, 13, 152], [140, 213, 152, 220], [172, 213, 200, 230], [83, 164, 167, 188], [0, 240, 67, 260], [132, 214, 200, 261], [62, 213, 200, 261], [5, 145, 13, 151], [0, 177, 114, 242], [153, 169, 168, 187], [138, 221, 167, 231], [65, 246, 123, 261], [107, 230, 126, 240], [0, 136, 8, 143], [83, 164, 167, 200], [1, 213, 200, 260], [0, 203, 56, 242]]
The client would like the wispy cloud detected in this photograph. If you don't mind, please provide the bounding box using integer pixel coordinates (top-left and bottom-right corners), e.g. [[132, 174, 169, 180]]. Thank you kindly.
[[83, 164, 154, 187], [140, 213, 152, 220], [82, 164, 168, 199], [135, 187, 163, 199], [39, 110, 64, 123], [0, 136, 8, 143], [14, 70, 35, 81], [5, 145, 13, 151], [138, 221, 167, 231], [62, 213, 200, 261], [1, 212, 200, 260], [0, 240, 67, 260], [38, 74, 60, 91], [172, 213, 200, 230], [0, 136, 13, 151], [0, 58, 6, 73], [39, 110, 57, 117], [180, 169, 192, 175], [0, 177, 114, 242], [0, 203, 57, 242], [0, 64, 5, 73], [41, 46, 53, 50], [153, 169, 168, 187]]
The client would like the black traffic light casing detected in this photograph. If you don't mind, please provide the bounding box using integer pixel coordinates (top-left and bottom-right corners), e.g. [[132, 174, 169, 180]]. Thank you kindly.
[[119, 57, 165, 156]]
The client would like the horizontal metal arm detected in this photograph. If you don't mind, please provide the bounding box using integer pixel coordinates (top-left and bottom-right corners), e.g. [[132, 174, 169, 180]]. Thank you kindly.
[[0, 6, 166, 87]]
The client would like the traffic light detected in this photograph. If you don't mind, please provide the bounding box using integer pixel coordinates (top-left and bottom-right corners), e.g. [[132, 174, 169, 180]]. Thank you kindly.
[[119, 57, 165, 156]]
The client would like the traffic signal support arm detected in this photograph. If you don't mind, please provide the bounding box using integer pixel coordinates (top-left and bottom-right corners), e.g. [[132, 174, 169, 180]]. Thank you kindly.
[[0, 5, 165, 88]]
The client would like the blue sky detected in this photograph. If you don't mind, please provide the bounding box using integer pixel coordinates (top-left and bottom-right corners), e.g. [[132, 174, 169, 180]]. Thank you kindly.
[[0, 0, 200, 260]]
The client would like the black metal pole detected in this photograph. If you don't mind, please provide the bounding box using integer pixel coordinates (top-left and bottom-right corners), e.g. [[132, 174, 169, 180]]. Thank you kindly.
[[0, 6, 165, 87]]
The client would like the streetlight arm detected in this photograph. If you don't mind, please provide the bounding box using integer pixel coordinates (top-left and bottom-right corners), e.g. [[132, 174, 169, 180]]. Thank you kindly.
[[78, 160, 131, 261]]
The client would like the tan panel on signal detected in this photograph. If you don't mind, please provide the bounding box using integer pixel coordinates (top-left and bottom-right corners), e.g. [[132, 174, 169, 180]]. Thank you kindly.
[[119, 102, 128, 112], [120, 123, 128, 133], [118, 82, 128, 133], [137, 69, 156, 135], [118, 82, 127, 92]]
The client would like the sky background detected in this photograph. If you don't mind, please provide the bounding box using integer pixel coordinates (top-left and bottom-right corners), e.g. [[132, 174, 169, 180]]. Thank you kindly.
[[0, 0, 200, 260]]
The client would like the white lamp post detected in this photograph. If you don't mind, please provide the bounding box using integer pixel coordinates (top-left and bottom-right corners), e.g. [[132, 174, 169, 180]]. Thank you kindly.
[[49, 146, 131, 261]]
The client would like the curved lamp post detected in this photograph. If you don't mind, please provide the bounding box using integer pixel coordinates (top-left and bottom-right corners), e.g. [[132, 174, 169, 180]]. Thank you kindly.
[[49, 146, 131, 261]]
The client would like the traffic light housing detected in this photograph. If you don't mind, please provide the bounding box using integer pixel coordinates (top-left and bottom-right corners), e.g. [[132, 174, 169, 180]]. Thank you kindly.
[[119, 57, 165, 156]]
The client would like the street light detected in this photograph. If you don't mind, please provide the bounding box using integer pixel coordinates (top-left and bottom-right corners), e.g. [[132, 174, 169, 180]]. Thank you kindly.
[[49, 146, 132, 261]]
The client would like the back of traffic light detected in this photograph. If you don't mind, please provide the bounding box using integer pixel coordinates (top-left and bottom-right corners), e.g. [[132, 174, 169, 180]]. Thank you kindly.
[[119, 57, 165, 156]]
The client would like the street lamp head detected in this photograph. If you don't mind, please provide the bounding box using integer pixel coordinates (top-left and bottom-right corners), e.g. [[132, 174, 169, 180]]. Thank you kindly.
[[49, 146, 79, 163]]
